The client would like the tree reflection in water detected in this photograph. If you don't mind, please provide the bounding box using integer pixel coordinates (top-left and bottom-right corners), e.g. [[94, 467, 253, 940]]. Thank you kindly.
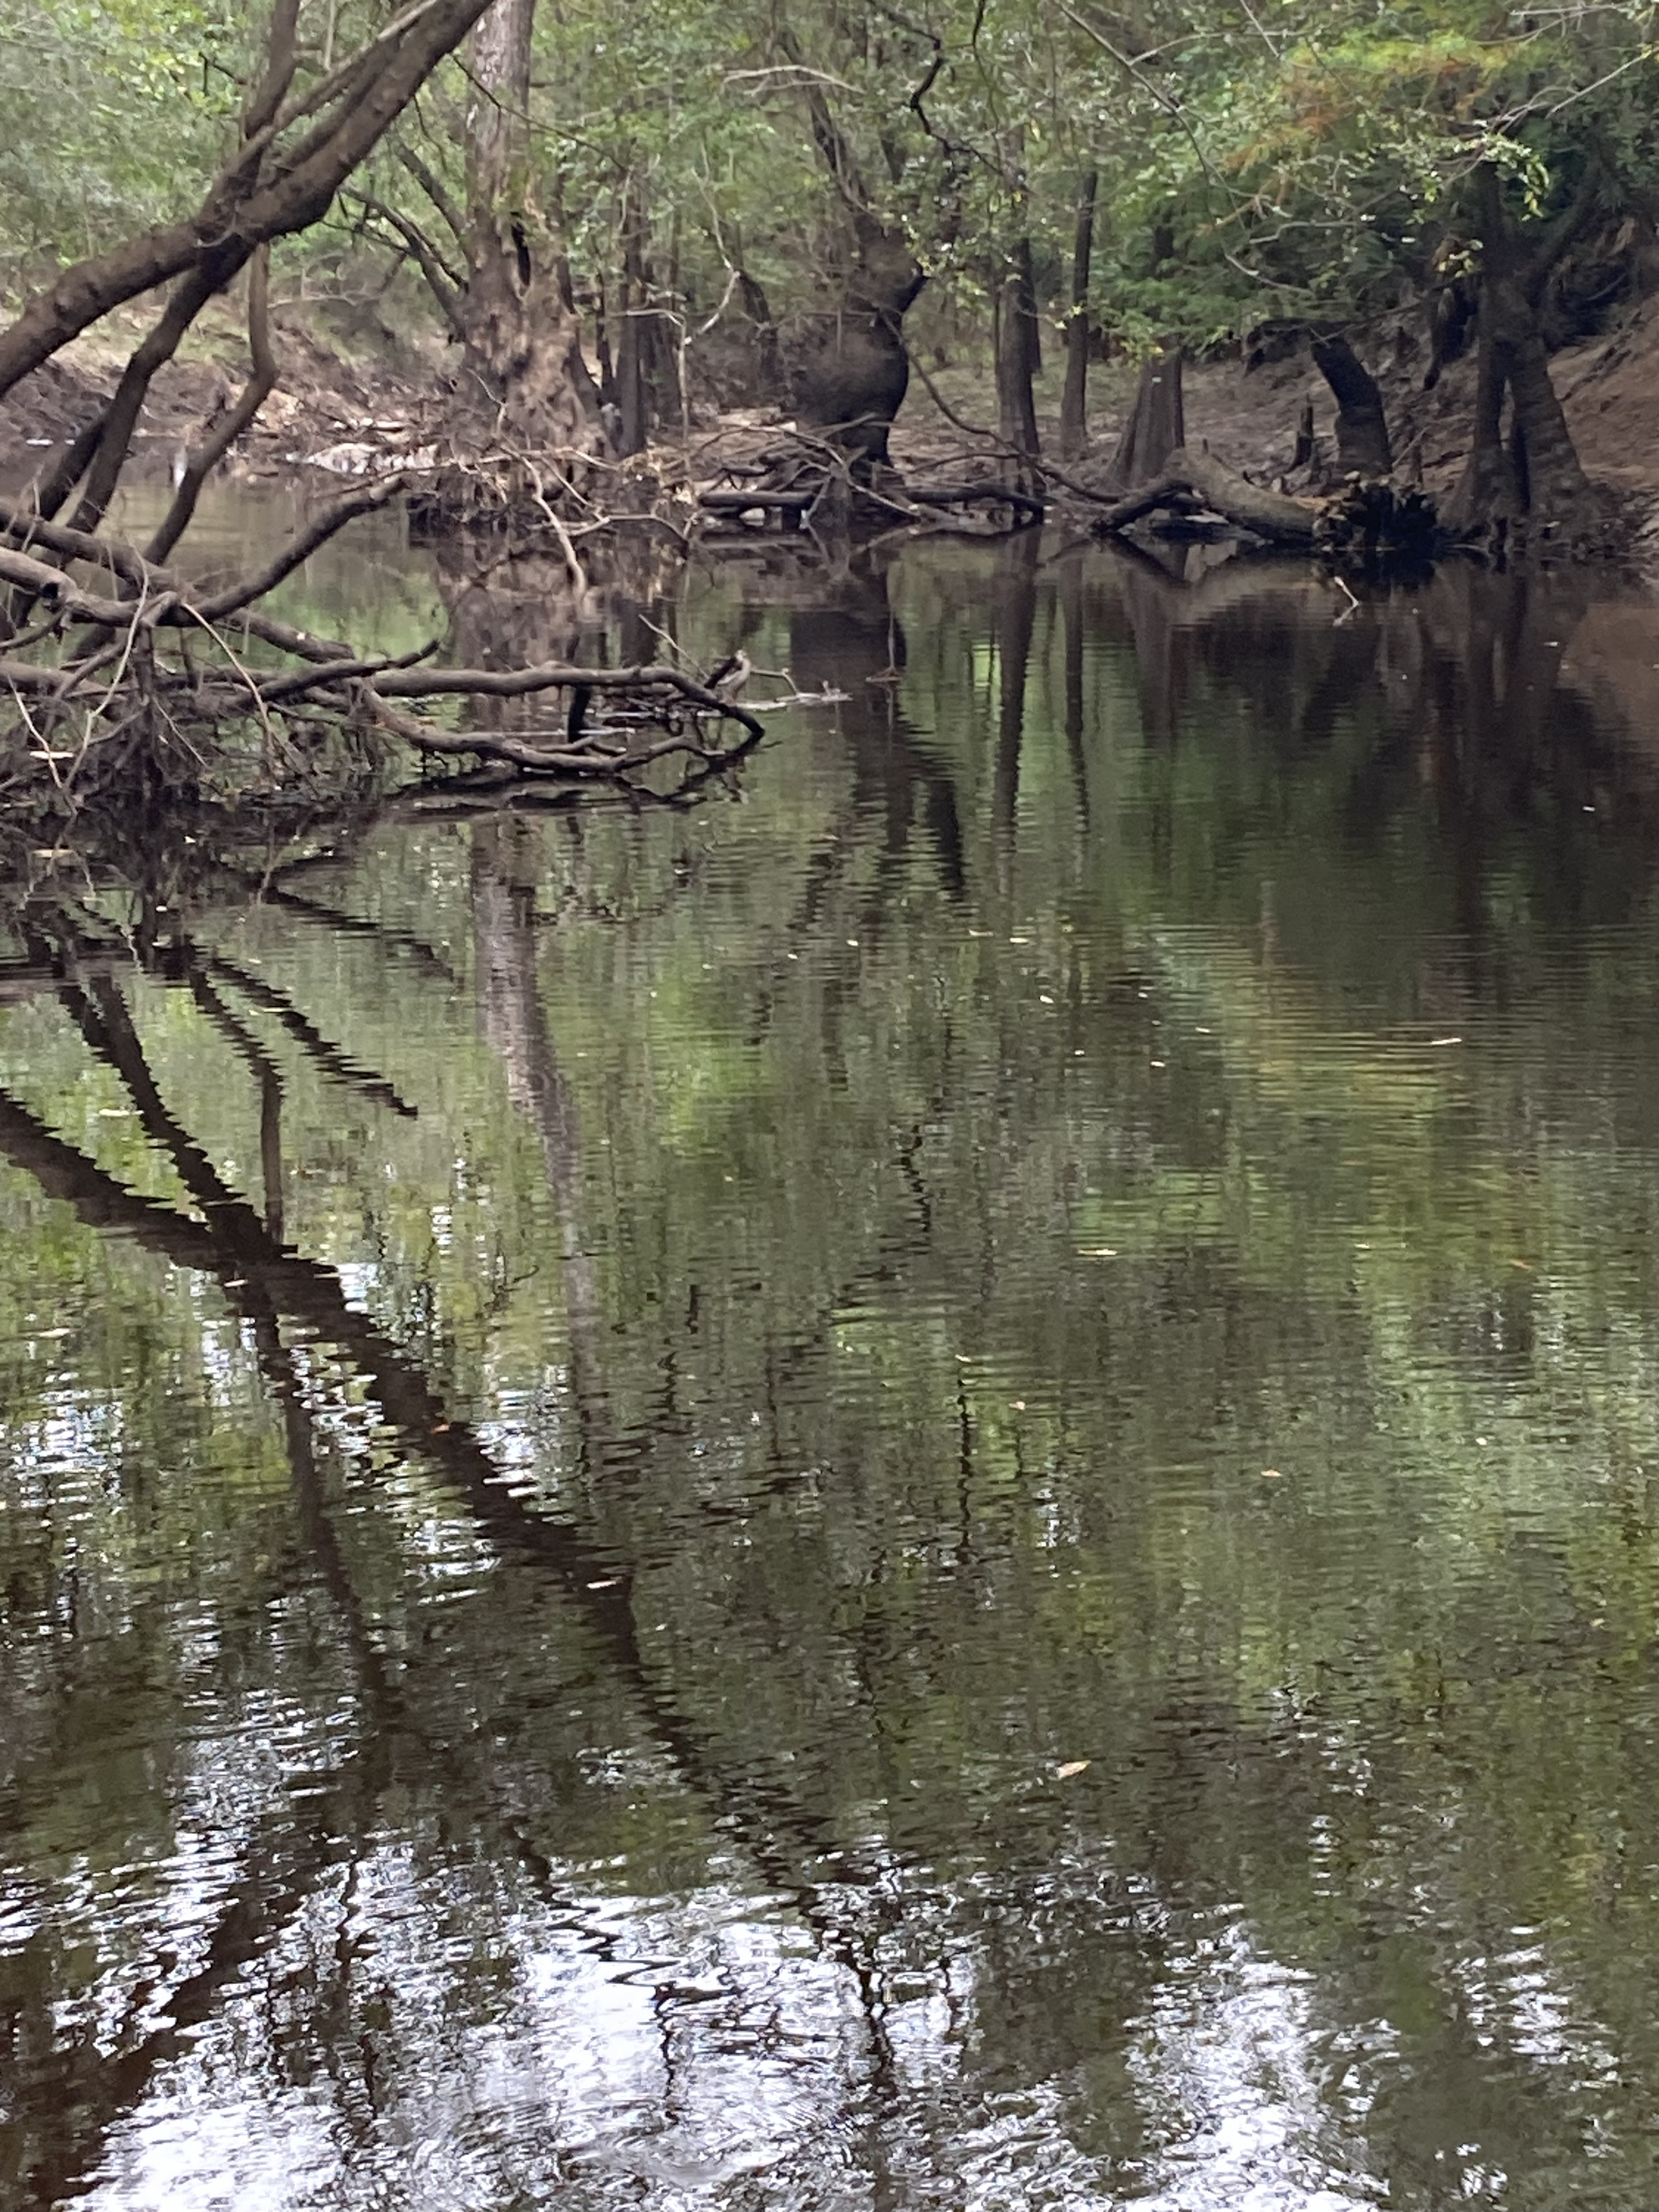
[[5, 544, 1659, 2209]]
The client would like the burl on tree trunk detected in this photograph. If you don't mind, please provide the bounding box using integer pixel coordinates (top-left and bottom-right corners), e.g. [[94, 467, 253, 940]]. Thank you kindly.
[[789, 224, 926, 471], [782, 41, 927, 473]]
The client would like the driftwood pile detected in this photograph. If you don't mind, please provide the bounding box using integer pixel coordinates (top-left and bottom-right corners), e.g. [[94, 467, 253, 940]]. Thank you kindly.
[[693, 432, 1046, 544]]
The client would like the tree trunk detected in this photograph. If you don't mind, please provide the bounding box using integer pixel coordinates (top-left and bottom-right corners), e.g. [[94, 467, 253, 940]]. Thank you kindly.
[[737, 266, 785, 402], [783, 44, 926, 472], [7, 0, 489, 524], [1310, 332, 1391, 477], [789, 227, 924, 470], [456, 0, 602, 464], [1058, 170, 1098, 460], [1446, 163, 1599, 537], [1445, 301, 1520, 530], [1505, 318, 1595, 523], [614, 180, 650, 456], [1107, 342, 1184, 489], [995, 239, 1042, 498], [0, 0, 493, 407]]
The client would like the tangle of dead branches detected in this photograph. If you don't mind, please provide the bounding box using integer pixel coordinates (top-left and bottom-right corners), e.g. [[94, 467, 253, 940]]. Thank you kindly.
[[0, 483, 766, 822]]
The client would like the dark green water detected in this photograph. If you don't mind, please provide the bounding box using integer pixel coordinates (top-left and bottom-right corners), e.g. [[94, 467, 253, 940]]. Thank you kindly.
[[7, 518, 1659, 2209]]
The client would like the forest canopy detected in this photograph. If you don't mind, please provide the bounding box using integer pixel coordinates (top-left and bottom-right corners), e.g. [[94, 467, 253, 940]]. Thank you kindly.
[[4, 0, 1655, 358]]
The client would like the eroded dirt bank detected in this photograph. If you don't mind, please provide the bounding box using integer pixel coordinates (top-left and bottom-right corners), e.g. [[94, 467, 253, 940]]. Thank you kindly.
[[3, 283, 1657, 560]]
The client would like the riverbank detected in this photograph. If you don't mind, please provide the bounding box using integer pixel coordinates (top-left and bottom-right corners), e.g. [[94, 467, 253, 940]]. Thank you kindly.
[[4, 281, 1658, 562]]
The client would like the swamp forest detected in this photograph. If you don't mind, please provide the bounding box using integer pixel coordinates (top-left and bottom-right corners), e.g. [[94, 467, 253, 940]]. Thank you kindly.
[[6, 0, 1659, 2204]]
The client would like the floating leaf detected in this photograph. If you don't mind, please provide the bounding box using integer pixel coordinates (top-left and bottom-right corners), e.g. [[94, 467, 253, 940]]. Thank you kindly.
[[1056, 1760, 1091, 1780]]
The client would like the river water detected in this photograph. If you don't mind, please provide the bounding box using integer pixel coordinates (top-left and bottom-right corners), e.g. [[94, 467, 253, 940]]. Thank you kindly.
[[7, 509, 1659, 2210]]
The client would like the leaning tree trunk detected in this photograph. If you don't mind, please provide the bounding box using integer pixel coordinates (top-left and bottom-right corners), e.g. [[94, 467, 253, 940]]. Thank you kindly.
[[1058, 170, 1098, 459], [995, 238, 1042, 498], [1107, 341, 1184, 490], [1311, 332, 1391, 477], [4, 0, 493, 524]]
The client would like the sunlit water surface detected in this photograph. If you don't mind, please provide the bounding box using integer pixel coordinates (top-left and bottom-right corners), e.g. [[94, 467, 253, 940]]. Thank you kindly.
[[7, 505, 1659, 2210]]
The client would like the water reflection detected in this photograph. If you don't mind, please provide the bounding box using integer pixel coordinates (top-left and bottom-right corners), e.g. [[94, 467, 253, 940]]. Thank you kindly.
[[5, 539, 1659, 2208]]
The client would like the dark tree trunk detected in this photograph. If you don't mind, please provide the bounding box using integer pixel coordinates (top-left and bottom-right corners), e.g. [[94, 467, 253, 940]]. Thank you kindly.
[[1311, 332, 1392, 476], [1448, 291, 1521, 528], [1424, 275, 1476, 390], [1292, 396, 1316, 473], [995, 238, 1042, 497], [1059, 170, 1098, 460], [0, 0, 492, 406], [789, 228, 924, 469], [1505, 318, 1594, 521], [615, 182, 650, 456], [783, 43, 927, 472], [1108, 341, 1184, 489], [1446, 162, 1599, 536], [9, 0, 488, 524], [737, 266, 785, 400]]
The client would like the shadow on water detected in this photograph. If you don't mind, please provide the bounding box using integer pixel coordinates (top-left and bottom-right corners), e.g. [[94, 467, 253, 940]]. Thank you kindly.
[[9, 534, 1659, 2207]]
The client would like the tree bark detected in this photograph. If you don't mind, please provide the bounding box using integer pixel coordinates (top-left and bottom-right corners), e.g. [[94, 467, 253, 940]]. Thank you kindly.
[[1107, 342, 1184, 489], [455, 0, 602, 461], [781, 37, 926, 470], [1058, 170, 1098, 460], [1095, 445, 1318, 545], [1445, 162, 1599, 535], [614, 179, 650, 456], [995, 238, 1042, 498], [737, 265, 784, 401], [1310, 332, 1391, 477]]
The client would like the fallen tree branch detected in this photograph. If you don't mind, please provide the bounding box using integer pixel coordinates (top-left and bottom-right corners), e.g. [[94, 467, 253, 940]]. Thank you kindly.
[[1091, 446, 1318, 545]]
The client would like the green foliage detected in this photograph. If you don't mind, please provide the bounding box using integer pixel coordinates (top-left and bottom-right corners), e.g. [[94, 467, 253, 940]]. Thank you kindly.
[[3, 0, 1658, 365], [0, 0, 241, 272]]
